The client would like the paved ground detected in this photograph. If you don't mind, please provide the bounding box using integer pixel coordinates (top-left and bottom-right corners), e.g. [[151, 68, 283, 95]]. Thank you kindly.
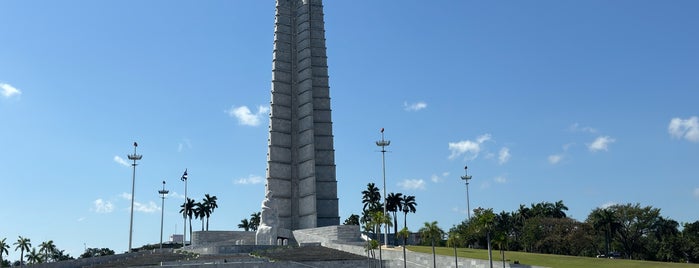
[[255, 245, 368, 262]]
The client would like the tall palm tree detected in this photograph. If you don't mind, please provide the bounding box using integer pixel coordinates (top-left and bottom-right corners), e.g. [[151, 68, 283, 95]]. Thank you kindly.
[[13, 236, 30, 266], [39, 240, 56, 263], [194, 202, 209, 231], [397, 227, 410, 268], [386, 192, 403, 243], [419, 221, 444, 268], [238, 219, 251, 231], [400, 195, 417, 229], [202, 194, 218, 231], [553, 200, 569, 218], [180, 198, 196, 240], [589, 208, 621, 255], [26, 248, 42, 265], [446, 230, 460, 268], [362, 183, 382, 212], [0, 238, 9, 267], [250, 212, 261, 231]]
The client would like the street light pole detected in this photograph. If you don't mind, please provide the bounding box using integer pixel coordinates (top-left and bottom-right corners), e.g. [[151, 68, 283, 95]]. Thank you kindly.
[[376, 128, 390, 248], [127, 142, 142, 253], [158, 180, 169, 250], [460, 165, 472, 221]]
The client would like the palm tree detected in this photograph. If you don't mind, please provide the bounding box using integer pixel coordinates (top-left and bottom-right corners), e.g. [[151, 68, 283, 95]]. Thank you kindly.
[[446, 230, 460, 268], [194, 202, 209, 231], [238, 219, 251, 231], [180, 198, 196, 240], [400, 195, 417, 229], [26, 248, 42, 265], [250, 212, 261, 231], [362, 183, 382, 212], [386, 192, 403, 244], [202, 194, 218, 230], [13, 236, 30, 266], [553, 200, 569, 218], [473, 208, 496, 268], [369, 210, 391, 268], [0, 238, 9, 267], [419, 221, 444, 268], [397, 227, 410, 268], [39, 240, 56, 263]]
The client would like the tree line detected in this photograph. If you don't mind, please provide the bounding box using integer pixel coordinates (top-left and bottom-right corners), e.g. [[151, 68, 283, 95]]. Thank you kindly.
[[0, 236, 111, 267], [447, 201, 699, 263]]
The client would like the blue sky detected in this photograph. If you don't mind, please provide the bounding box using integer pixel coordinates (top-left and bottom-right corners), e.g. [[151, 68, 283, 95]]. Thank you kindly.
[[1, 0, 698, 262]]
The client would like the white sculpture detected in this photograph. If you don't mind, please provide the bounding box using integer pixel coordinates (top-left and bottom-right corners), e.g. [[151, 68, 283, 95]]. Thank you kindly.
[[256, 188, 279, 245]]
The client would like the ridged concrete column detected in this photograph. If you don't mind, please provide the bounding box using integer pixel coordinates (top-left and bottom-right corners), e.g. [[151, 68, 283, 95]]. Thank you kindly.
[[264, 0, 339, 231]]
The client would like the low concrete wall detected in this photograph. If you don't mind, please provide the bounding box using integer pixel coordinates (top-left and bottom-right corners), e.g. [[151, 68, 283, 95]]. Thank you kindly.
[[191, 231, 255, 246], [293, 225, 362, 245]]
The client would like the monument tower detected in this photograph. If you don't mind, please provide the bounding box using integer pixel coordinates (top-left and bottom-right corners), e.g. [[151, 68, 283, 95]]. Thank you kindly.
[[262, 0, 339, 232]]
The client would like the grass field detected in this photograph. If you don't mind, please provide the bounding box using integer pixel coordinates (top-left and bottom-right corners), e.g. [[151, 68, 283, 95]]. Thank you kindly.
[[406, 246, 699, 268]]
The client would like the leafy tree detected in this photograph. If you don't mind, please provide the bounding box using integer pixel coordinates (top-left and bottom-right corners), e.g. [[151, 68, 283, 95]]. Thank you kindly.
[[611, 203, 660, 259], [202, 194, 218, 230], [369, 210, 391, 266], [343, 214, 360, 225], [39, 240, 56, 263], [26, 248, 42, 264], [13, 236, 31, 266], [180, 198, 196, 239], [472, 207, 495, 267], [79, 248, 114, 258], [400, 195, 417, 229], [419, 221, 444, 268], [446, 230, 460, 268], [250, 212, 261, 231], [238, 218, 251, 231], [0, 238, 9, 267], [681, 221, 699, 262], [587, 208, 621, 256], [386, 192, 403, 243], [51, 249, 74, 262]]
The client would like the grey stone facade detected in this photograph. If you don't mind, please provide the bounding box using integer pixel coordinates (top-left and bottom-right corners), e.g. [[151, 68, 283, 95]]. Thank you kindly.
[[264, 0, 339, 231]]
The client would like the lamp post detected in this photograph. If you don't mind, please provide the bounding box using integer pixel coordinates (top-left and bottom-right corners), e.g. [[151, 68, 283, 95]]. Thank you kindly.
[[127, 142, 142, 253], [158, 180, 169, 249], [375, 128, 390, 248], [181, 169, 188, 247], [460, 165, 472, 221]]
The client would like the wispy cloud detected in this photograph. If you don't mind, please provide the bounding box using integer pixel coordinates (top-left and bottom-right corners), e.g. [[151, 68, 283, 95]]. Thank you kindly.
[[133, 201, 159, 213], [169, 191, 186, 200], [568, 123, 597, 133], [398, 179, 426, 190], [0, 82, 22, 98], [548, 154, 563, 164], [494, 176, 508, 184], [226, 105, 269, 126], [448, 134, 491, 160], [669, 116, 699, 143], [587, 136, 615, 152], [178, 139, 192, 152], [498, 147, 511, 164], [234, 174, 264, 185], [113, 156, 130, 167], [693, 188, 699, 199], [92, 199, 114, 213], [430, 172, 450, 183], [403, 101, 427, 111]]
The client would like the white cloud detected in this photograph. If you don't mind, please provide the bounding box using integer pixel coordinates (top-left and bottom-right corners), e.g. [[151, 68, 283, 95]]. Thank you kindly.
[[669, 116, 699, 142], [133, 201, 159, 213], [693, 188, 699, 198], [178, 139, 192, 152], [599, 202, 617, 209], [226, 105, 269, 126], [169, 191, 186, 200], [235, 174, 264, 185], [0, 82, 21, 98], [568, 123, 597, 133], [494, 176, 507, 184], [448, 134, 491, 160], [398, 179, 426, 190], [120, 192, 132, 200], [498, 147, 511, 164], [587, 136, 615, 152], [113, 156, 130, 167], [430, 172, 450, 183], [403, 101, 427, 111], [548, 154, 563, 164], [92, 199, 114, 213]]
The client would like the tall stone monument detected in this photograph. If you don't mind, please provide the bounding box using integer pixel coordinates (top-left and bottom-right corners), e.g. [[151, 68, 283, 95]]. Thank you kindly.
[[259, 0, 339, 240]]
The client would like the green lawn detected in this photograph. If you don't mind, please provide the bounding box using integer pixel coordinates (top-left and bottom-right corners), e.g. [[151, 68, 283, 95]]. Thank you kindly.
[[406, 246, 699, 268]]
